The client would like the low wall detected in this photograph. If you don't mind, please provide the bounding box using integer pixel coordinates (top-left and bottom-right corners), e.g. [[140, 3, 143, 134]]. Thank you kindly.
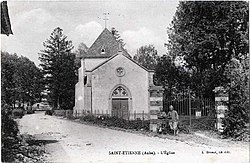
[[53, 110, 73, 117], [73, 109, 150, 120]]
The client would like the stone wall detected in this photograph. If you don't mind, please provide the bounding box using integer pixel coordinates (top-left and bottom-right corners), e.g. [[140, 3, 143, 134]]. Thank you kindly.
[[149, 86, 164, 132], [213, 86, 229, 132]]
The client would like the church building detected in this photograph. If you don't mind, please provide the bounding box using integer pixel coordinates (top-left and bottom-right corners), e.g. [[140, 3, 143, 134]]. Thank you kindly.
[[73, 28, 163, 120]]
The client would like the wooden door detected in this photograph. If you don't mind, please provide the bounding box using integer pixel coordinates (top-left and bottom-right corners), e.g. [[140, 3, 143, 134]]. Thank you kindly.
[[112, 98, 128, 119]]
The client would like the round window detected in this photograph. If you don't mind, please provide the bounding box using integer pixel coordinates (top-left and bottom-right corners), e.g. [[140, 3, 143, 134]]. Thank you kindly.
[[116, 67, 125, 77]]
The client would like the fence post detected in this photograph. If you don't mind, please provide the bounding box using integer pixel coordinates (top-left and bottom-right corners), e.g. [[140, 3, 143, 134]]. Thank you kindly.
[[134, 110, 136, 120], [128, 110, 130, 121], [142, 111, 144, 127], [203, 98, 206, 116], [189, 87, 192, 128], [183, 96, 185, 115]]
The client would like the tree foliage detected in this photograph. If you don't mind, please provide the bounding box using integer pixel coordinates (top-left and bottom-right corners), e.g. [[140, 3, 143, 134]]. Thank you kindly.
[[222, 57, 249, 138], [154, 55, 190, 98], [166, 1, 249, 137], [167, 1, 249, 98], [1, 104, 20, 162], [1, 51, 43, 107], [111, 27, 126, 47], [1, 103, 46, 162], [74, 42, 88, 68], [39, 27, 77, 110], [133, 44, 159, 70]]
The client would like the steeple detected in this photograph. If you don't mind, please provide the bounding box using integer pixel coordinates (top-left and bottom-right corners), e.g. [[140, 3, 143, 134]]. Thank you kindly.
[[86, 28, 131, 58]]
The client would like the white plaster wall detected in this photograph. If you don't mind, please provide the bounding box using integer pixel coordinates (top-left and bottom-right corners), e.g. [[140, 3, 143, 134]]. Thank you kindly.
[[73, 82, 84, 115], [85, 58, 107, 71], [84, 87, 92, 112], [91, 54, 149, 114], [73, 62, 85, 116]]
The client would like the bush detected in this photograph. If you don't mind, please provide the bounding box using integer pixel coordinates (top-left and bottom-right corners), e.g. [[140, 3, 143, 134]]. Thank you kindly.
[[26, 110, 35, 114], [66, 113, 75, 120], [222, 57, 249, 140], [181, 116, 216, 131], [80, 114, 95, 122], [1, 105, 19, 137], [79, 115, 150, 131], [12, 108, 25, 118], [45, 110, 53, 116], [1, 104, 20, 162], [2, 104, 46, 162], [222, 104, 249, 140]]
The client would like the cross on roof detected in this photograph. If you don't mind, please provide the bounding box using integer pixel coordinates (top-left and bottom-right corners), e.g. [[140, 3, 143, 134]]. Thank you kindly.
[[103, 12, 109, 28]]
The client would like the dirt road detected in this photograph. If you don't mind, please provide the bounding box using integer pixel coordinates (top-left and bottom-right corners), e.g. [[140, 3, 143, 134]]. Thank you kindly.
[[18, 112, 248, 163]]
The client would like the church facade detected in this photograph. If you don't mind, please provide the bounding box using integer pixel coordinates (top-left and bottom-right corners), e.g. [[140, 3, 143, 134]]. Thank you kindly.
[[73, 28, 163, 120]]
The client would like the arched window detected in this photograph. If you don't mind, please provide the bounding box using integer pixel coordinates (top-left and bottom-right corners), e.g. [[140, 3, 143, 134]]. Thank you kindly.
[[112, 86, 128, 97], [101, 48, 105, 54]]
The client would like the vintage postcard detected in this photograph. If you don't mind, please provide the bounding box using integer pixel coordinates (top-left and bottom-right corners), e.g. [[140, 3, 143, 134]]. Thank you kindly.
[[1, 1, 249, 162]]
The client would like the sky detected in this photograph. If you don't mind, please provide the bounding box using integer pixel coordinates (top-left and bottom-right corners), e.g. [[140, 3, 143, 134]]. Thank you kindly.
[[1, 0, 179, 66]]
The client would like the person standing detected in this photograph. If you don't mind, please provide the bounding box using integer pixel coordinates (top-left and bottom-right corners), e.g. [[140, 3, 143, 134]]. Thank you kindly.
[[167, 105, 179, 136]]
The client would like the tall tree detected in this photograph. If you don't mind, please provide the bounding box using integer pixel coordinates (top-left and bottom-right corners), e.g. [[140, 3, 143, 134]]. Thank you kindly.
[[1, 52, 16, 106], [154, 55, 190, 99], [15, 56, 43, 106], [111, 27, 126, 47], [167, 1, 249, 98], [39, 27, 77, 110], [1, 51, 43, 107], [133, 44, 159, 70], [74, 42, 88, 69]]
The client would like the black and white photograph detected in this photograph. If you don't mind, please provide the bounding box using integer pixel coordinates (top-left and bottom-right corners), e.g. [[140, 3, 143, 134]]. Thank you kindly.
[[1, 0, 249, 162]]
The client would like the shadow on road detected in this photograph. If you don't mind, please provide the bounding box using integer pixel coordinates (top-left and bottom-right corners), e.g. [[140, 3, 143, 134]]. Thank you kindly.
[[27, 139, 59, 146]]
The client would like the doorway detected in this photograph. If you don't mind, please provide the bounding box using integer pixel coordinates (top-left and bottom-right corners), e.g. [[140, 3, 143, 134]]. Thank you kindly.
[[111, 86, 129, 119]]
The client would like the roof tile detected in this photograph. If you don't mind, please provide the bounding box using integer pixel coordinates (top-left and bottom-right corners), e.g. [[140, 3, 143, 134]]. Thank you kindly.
[[85, 28, 130, 58]]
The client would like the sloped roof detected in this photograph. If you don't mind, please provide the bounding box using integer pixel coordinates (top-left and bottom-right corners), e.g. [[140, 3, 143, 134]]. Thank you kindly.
[[1, 1, 13, 36], [85, 28, 130, 58], [87, 52, 154, 73]]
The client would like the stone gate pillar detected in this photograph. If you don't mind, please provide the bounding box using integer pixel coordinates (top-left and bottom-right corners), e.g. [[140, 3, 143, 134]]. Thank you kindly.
[[149, 86, 164, 132], [213, 86, 229, 132]]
